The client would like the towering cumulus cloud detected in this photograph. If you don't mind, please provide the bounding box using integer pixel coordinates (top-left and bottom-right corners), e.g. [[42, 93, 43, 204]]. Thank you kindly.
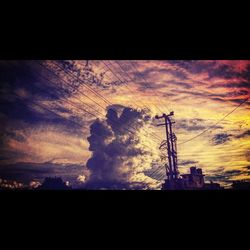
[[84, 105, 161, 189]]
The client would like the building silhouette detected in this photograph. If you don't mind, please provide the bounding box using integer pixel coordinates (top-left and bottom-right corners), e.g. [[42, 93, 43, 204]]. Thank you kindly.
[[162, 166, 223, 190]]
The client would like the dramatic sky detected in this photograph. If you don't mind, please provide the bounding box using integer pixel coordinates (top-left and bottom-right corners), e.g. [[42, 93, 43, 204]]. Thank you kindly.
[[0, 60, 249, 189]]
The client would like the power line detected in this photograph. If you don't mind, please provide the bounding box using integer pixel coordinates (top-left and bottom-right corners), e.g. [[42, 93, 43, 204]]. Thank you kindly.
[[178, 97, 249, 146], [104, 61, 152, 110], [35, 62, 145, 134], [147, 165, 165, 178], [128, 60, 172, 113], [115, 60, 164, 113], [101, 60, 163, 141], [11, 92, 85, 129], [12, 86, 157, 154], [156, 172, 167, 181], [48, 60, 163, 143], [114, 60, 166, 114], [27, 62, 108, 123], [148, 98, 249, 180], [33, 62, 107, 115], [148, 97, 249, 180], [27, 62, 162, 151], [83, 60, 145, 111], [52, 60, 113, 106], [154, 169, 166, 180]]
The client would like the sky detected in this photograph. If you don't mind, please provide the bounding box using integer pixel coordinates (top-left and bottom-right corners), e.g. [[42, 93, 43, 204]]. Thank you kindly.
[[0, 60, 249, 189]]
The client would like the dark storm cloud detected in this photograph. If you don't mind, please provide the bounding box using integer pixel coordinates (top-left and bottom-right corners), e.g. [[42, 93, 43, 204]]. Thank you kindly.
[[87, 118, 113, 152], [212, 133, 232, 145], [84, 106, 154, 189], [106, 106, 150, 134]]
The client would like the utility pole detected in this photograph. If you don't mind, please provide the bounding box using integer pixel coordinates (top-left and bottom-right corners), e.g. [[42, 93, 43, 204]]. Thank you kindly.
[[155, 111, 179, 188]]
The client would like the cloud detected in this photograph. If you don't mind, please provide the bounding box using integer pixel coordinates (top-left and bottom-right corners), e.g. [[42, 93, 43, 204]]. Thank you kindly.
[[175, 86, 248, 105], [208, 81, 250, 90], [165, 80, 192, 89], [205, 167, 245, 187], [136, 82, 167, 92], [84, 105, 160, 189], [212, 133, 232, 145], [224, 170, 242, 175], [167, 60, 250, 80], [167, 60, 214, 74], [206, 165, 250, 187], [208, 64, 240, 79], [235, 130, 250, 139], [176, 118, 223, 132], [153, 68, 189, 80], [178, 160, 199, 166]]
